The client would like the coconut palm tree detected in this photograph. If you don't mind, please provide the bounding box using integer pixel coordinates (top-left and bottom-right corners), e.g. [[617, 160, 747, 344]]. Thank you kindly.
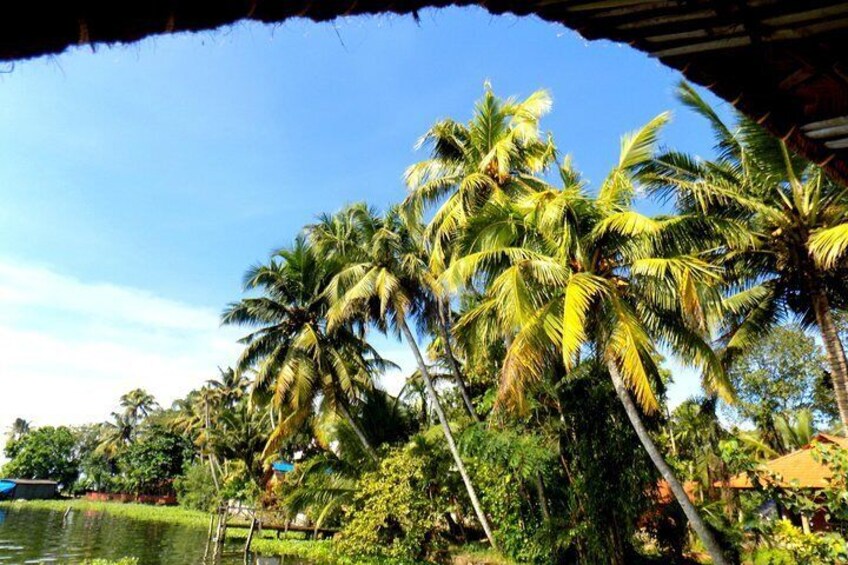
[[737, 410, 817, 461], [96, 411, 135, 459], [403, 86, 557, 421], [119, 388, 158, 426], [206, 366, 248, 409], [222, 237, 389, 463], [443, 115, 731, 564], [207, 399, 271, 485], [317, 204, 499, 549], [284, 452, 359, 532], [405, 215, 480, 421], [640, 81, 848, 429], [166, 389, 220, 490], [398, 366, 453, 427], [403, 84, 556, 272], [774, 409, 816, 453]]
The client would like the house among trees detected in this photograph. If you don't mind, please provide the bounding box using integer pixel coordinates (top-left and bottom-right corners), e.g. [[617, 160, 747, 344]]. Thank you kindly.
[[724, 433, 848, 532]]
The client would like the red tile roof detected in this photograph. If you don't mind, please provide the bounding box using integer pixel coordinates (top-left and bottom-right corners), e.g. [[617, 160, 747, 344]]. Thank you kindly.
[[725, 433, 848, 490]]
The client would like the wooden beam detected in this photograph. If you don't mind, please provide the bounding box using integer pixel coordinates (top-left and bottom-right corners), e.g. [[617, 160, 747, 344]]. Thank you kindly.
[[778, 66, 816, 91], [805, 124, 848, 139], [577, 0, 848, 45], [770, 16, 848, 41], [763, 4, 848, 27], [584, 0, 680, 19], [652, 36, 751, 58], [643, 15, 848, 57], [802, 116, 848, 131], [645, 24, 744, 44], [824, 138, 848, 149], [564, 0, 655, 12], [618, 10, 717, 31]]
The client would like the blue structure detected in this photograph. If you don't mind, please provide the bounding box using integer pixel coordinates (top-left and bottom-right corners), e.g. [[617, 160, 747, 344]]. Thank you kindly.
[[0, 480, 14, 498], [271, 461, 294, 473]]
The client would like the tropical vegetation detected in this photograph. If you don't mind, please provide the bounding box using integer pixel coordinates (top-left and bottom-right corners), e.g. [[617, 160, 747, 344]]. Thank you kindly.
[[5, 83, 848, 564]]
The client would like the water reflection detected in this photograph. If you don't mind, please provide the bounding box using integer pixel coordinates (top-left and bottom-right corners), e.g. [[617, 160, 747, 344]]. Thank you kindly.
[[0, 506, 314, 565]]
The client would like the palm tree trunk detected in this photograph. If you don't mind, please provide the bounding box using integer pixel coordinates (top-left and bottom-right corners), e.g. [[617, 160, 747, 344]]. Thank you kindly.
[[204, 400, 221, 493], [811, 289, 848, 430], [399, 319, 498, 549], [666, 407, 678, 457], [607, 363, 728, 565], [336, 401, 379, 463], [438, 301, 479, 422], [534, 474, 550, 521]]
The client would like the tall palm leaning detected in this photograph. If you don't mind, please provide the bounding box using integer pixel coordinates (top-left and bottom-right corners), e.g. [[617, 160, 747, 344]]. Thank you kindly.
[[318, 204, 498, 549], [404, 85, 557, 420], [444, 115, 731, 564], [406, 215, 480, 421], [222, 237, 386, 463], [641, 82, 848, 429]]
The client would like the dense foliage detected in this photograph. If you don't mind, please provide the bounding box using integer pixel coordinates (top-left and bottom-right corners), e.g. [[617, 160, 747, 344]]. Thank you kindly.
[[3, 426, 79, 488], [117, 427, 192, 495], [725, 325, 837, 433], [7, 83, 848, 564], [336, 440, 451, 560]]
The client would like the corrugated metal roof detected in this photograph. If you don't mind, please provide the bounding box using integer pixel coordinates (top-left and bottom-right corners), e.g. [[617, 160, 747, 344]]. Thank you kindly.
[[1, 479, 59, 485]]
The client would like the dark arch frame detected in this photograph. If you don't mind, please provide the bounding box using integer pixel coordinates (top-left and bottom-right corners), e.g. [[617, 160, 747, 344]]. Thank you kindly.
[[3, 1, 848, 183]]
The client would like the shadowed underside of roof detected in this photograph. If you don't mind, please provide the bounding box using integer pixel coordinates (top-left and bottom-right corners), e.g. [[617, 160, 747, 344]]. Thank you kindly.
[[2, 1, 848, 184]]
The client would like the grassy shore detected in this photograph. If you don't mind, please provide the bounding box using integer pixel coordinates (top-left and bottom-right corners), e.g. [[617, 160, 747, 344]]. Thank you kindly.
[[0, 499, 509, 564], [0, 498, 210, 528]]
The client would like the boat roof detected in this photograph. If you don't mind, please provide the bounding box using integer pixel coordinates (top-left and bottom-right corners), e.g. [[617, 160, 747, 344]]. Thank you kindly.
[[0, 478, 58, 486]]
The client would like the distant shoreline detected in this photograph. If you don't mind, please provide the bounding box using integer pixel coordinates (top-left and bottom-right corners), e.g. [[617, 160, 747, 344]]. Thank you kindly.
[[0, 499, 440, 565]]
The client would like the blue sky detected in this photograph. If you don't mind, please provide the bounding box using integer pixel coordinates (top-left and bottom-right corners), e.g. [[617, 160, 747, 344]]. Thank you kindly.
[[0, 8, 729, 441]]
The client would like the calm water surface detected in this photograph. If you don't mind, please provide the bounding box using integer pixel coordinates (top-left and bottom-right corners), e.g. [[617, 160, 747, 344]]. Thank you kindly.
[[0, 506, 312, 565]]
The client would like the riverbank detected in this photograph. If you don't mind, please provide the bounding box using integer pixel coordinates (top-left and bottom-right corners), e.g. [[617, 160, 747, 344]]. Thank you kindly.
[[0, 499, 507, 565], [0, 498, 209, 527]]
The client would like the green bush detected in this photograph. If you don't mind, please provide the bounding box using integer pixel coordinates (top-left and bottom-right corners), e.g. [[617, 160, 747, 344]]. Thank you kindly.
[[336, 441, 449, 560], [219, 459, 260, 504], [117, 427, 192, 494], [461, 438, 550, 564], [174, 463, 219, 511], [752, 520, 848, 565]]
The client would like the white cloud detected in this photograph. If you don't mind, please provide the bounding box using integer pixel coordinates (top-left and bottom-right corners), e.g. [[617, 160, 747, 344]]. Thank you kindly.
[[0, 259, 243, 461], [0, 261, 215, 331]]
